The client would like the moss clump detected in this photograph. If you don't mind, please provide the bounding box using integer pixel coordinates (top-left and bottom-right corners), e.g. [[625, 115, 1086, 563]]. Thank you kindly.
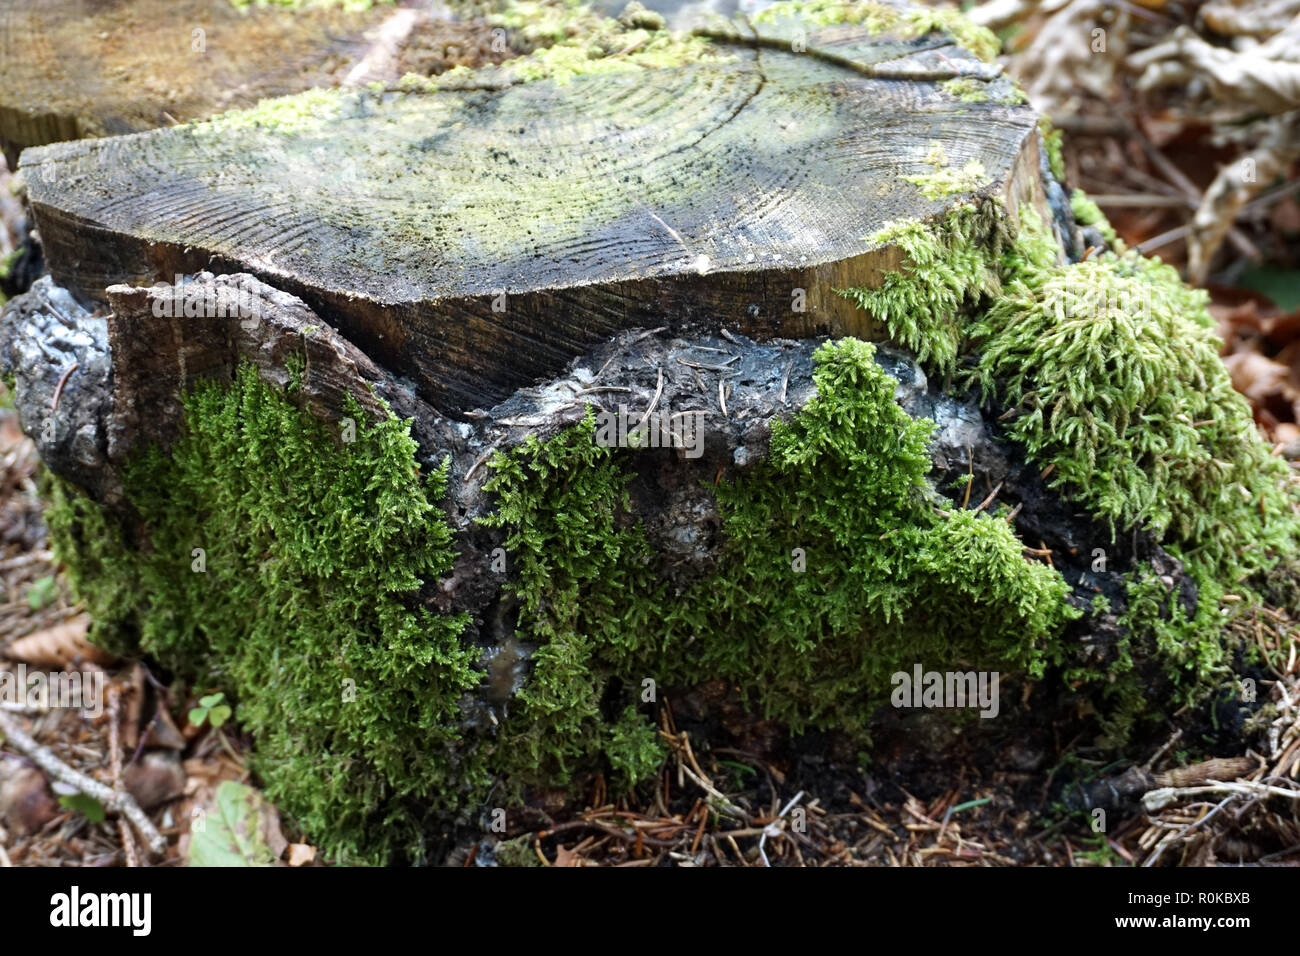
[[482, 0, 727, 85], [506, 28, 725, 85], [476, 415, 665, 791], [1070, 187, 1121, 248], [838, 193, 1298, 741], [900, 142, 990, 200], [483, 339, 1076, 747], [841, 201, 1007, 373], [673, 338, 1077, 736], [901, 6, 1000, 63], [754, 0, 904, 32], [942, 77, 989, 103], [754, 1, 1000, 61], [972, 213, 1300, 578], [49, 366, 478, 864], [193, 87, 352, 137]]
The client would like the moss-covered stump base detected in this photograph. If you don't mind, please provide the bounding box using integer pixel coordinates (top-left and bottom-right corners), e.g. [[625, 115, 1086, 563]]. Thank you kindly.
[[6, 225, 1296, 862]]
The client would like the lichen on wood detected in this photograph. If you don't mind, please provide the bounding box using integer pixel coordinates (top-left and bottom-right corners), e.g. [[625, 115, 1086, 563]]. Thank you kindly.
[[20, 0, 1040, 411]]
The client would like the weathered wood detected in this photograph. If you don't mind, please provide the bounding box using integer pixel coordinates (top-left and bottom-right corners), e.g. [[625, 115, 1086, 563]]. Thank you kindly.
[[22, 8, 1046, 414], [0, 0, 394, 166]]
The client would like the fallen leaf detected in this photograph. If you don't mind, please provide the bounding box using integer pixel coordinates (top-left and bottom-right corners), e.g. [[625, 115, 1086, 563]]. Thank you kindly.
[[287, 843, 317, 867], [0, 756, 59, 834], [1223, 350, 1298, 405], [187, 781, 282, 867], [123, 751, 186, 809], [5, 615, 115, 667], [57, 792, 106, 824]]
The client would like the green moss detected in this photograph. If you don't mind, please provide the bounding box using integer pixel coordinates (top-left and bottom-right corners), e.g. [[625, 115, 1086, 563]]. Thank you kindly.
[[754, 1, 1000, 61], [482, 339, 1076, 751], [754, 0, 903, 32], [479, 0, 727, 84], [506, 27, 725, 84], [902, 6, 1000, 62], [840, 201, 1007, 373], [972, 213, 1300, 579], [493, 834, 542, 866], [1039, 117, 1065, 182], [49, 366, 478, 864], [1070, 187, 1120, 247], [835, 194, 1297, 743], [193, 87, 352, 137], [477, 414, 666, 790], [942, 77, 989, 103], [900, 141, 990, 200]]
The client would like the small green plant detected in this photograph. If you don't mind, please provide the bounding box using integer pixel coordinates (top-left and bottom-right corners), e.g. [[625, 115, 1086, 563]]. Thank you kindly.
[[26, 575, 58, 611], [188, 691, 233, 729], [57, 792, 106, 823]]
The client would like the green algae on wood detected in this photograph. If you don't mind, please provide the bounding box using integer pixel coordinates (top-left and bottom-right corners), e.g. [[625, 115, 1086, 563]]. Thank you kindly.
[[22, 0, 1040, 413], [0, 0, 390, 165]]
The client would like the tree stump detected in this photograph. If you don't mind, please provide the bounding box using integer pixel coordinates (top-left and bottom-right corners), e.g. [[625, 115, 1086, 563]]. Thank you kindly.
[[20, 4, 1044, 412], [0, 0, 399, 168], [4, 1, 1295, 864]]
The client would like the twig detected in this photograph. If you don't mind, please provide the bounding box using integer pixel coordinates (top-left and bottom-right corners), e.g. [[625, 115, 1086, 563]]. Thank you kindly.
[[51, 362, 79, 411], [462, 447, 495, 484], [0, 710, 166, 855], [108, 686, 138, 867], [973, 480, 1002, 513], [635, 367, 664, 431]]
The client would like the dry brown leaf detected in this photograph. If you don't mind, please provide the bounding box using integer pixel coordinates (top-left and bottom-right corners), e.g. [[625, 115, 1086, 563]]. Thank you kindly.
[[1223, 350, 1299, 404], [287, 843, 317, 867], [4, 615, 114, 667]]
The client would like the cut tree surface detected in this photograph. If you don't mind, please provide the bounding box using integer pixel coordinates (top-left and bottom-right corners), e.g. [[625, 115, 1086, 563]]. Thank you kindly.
[[23, 11, 1046, 413], [0, 0, 391, 165]]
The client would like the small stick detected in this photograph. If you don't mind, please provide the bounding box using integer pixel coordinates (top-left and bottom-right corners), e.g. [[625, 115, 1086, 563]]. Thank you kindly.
[[973, 481, 1003, 513], [0, 710, 166, 855], [51, 362, 79, 411], [108, 686, 139, 867], [635, 368, 664, 431], [962, 449, 974, 509], [462, 447, 495, 484]]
